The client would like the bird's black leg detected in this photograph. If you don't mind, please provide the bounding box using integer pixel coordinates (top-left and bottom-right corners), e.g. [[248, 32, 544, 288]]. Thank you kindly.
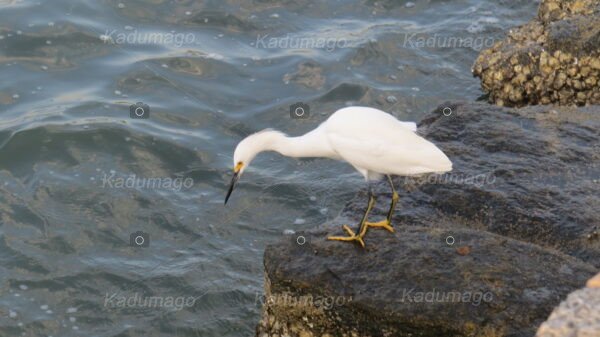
[[385, 175, 399, 224], [365, 175, 397, 233], [327, 183, 375, 248], [356, 184, 376, 237]]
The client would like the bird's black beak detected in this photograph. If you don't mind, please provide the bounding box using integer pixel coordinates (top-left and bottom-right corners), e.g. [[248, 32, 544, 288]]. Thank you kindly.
[[224, 171, 239, 205]]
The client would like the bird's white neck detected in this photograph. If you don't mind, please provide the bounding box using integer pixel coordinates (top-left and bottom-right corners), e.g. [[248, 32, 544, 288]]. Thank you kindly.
[[261, 128, 335, 159]]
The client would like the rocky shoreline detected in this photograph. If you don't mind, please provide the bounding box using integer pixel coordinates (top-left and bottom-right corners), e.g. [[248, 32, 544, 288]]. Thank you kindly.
[[472, 0, 600, 106], [258, 226, 597, 337], [256, 0, 600, 336], [256, 102, 600, 337]]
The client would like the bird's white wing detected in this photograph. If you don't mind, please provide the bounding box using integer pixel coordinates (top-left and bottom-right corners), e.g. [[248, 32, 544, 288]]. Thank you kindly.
[[325, 108, 451, 176], [327, 131, 451, 176]]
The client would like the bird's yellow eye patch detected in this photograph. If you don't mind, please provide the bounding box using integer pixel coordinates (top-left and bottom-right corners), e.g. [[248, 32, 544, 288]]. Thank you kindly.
[[234, 162, 244, 173]]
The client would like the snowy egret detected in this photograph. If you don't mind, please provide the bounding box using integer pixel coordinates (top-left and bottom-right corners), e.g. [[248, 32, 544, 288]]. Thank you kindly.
[[225, 106, 452, 247]]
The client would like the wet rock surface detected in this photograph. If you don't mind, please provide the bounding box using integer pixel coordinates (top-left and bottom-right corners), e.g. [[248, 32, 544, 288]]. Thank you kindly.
[[472, 0, 600, 106], [258, 224, 594, 336], [259, 228, 595, 337], [370, 102, 600, 268], [257, 102, 600, 336]]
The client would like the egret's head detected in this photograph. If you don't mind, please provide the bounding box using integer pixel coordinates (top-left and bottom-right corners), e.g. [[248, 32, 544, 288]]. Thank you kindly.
[[224, 129, 284, 205]]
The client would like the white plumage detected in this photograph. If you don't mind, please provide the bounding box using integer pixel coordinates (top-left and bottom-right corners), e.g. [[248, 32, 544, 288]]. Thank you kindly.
[[225, 106, 452, 247], [320, 107, 451, 179], [230, 106, 451, 180]]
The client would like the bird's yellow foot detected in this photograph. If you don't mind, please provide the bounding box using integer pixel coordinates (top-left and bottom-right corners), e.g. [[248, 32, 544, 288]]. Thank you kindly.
[[327, 224, 365, 248], [365, 220, 395, 233]]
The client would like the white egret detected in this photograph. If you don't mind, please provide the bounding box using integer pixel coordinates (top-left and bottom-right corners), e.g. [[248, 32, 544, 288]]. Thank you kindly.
[[225, 106, 452, 247]]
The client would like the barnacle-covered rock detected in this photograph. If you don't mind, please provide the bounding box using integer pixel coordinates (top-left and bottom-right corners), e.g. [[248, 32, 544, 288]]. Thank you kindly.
[[473, 0, 600, 106]]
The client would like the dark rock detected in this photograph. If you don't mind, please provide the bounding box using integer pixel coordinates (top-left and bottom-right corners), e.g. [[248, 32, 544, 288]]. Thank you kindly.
[[320, 102, 600, 270], [259, 227, 595, 337], [256, 102, 600, 337], [376, 102, 600, 268], [547, 16, 600, 55], [472, 0, 600, 106]]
